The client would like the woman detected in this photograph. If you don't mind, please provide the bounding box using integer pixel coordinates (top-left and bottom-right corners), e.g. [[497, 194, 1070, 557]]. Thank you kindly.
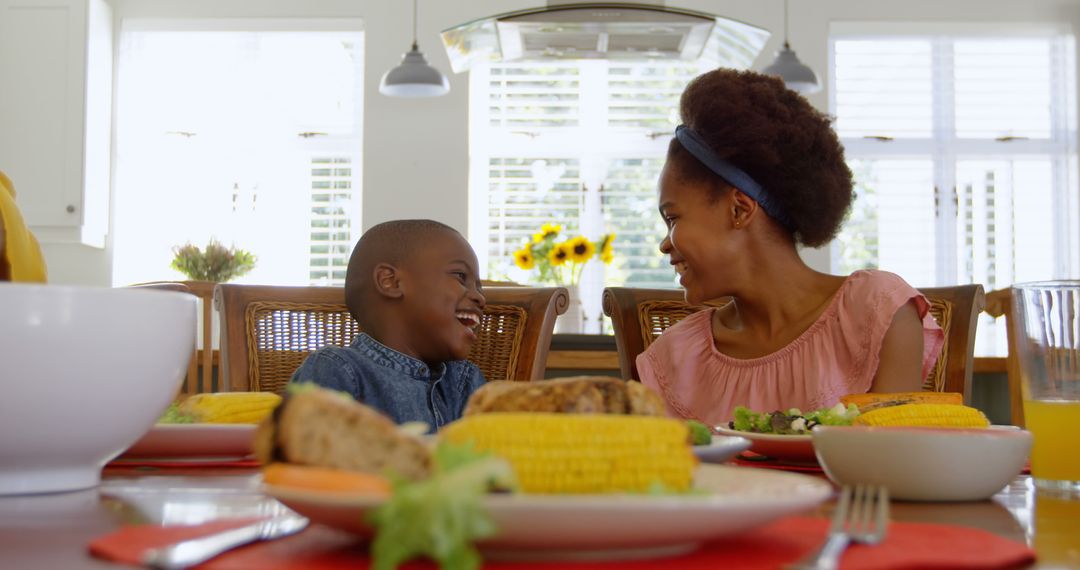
[[637, 69, 943, 425]]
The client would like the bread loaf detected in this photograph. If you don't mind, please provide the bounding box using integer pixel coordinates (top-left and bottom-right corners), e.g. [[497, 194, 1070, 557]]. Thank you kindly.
[[254, 386, 432, 481], [463, 376, 666, 416]]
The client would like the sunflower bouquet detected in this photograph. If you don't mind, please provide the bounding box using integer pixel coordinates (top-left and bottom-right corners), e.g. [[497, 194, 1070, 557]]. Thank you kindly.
[[512, 223, 615, 285]]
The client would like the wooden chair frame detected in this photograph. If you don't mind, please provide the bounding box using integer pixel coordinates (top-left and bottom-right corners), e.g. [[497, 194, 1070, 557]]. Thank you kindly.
[[603, 284, 985, 402], [215, 284, 568, 393], [918, 284, 986, 401], [127, 281, 202, 394], [134, 280, 223, 394], [602, 287, 727, 381]]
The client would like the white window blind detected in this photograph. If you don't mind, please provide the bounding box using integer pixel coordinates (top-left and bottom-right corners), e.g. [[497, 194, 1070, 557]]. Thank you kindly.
[[471, 59, 713, 332], [308, 157, 357, 285], [954, 40, 1054, 139], [834, 40, 933, 138], [831, 31, 1078, 355]]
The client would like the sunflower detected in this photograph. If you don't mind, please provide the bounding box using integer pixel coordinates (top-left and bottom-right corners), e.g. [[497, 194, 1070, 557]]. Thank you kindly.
[[513, 247, 535, 270], [599, 232, 616, 264], [547, 242, 571, 266], [567, 236, 595, 263], [535, 223, 562, 243]]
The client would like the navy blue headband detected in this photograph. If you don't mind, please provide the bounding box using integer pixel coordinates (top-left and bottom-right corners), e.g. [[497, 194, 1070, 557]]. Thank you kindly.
[[674, 125, 792, 230]]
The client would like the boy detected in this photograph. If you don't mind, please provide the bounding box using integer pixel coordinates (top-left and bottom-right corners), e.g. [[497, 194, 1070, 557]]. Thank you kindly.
[[290, 219, 487, 430]]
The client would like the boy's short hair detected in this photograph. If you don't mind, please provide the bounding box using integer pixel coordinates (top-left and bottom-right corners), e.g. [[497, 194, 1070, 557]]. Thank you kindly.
[[344, 219, 459, 327]]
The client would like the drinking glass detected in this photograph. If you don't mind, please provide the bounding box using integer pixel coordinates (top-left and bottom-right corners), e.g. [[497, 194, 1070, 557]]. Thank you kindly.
[[1011, 281, 1080, 495], [1034, 493, 1080, 565]]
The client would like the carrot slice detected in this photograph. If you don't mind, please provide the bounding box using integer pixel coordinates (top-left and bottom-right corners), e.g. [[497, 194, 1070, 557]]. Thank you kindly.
[[262, 463, 392, 496]]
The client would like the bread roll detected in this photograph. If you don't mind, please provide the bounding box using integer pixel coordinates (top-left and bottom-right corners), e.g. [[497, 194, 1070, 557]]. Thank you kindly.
[[254, 386, 432, 481], [463, 376, 665, 416]]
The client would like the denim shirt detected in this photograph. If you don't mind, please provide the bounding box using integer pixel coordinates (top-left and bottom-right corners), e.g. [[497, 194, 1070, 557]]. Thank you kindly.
[[289, 333, 486, 431]]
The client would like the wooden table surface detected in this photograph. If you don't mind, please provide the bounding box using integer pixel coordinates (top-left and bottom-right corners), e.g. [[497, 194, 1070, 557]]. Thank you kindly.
[[0, 466, 1077, 569]]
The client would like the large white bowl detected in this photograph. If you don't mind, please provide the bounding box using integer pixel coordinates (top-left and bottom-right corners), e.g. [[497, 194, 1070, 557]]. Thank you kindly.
[[0, 283, 196, 495], [812, 425, 1031, 502]]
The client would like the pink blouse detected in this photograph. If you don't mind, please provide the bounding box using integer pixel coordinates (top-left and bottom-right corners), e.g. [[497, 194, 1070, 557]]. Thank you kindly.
[[636, 270, 945, 425]]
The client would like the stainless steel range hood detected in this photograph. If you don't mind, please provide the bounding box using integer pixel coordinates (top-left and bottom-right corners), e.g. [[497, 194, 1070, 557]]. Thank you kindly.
[[441, 3, 770, 73]]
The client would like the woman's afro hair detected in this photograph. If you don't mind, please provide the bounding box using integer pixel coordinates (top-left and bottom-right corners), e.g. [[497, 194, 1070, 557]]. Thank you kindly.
[[671, 68, 854, 247]]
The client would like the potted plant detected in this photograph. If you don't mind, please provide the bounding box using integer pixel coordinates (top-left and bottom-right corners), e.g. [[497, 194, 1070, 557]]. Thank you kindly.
[[171, 239, 256, 283]]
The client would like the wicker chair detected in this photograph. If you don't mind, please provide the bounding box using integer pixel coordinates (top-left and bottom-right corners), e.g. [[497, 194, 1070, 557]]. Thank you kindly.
[[917, 285, 986, 401], [601, 288, 730, 382], [602, 284, 985, 402], [214, 284, 569, 394]]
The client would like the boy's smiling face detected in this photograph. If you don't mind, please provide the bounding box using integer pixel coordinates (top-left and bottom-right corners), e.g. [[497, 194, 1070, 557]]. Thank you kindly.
[[396, 230, 486, 366]]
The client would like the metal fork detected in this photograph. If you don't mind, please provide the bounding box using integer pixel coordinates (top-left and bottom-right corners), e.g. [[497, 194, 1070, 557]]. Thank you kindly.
[[787, 484, 889, 570], [142, 515, 309, 570]]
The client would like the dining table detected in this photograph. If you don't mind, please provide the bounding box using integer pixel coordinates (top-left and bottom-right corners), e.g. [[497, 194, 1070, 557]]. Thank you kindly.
[[0, 462, 1076, 569]]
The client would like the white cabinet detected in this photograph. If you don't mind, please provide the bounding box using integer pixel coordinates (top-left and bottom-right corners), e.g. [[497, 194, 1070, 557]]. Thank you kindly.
[[0, 0, 111, 247]]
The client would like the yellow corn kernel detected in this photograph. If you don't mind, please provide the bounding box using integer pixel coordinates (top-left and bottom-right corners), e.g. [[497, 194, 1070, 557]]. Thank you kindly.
[[840, 391, 963, 412], [853, 403, 989, 428], [180, 392, 283, 424], [439, 413, 697, 494]]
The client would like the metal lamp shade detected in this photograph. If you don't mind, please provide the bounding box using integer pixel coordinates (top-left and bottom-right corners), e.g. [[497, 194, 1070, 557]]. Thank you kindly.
[[762, 44, 821, 94], [379, 46, 450, 98]]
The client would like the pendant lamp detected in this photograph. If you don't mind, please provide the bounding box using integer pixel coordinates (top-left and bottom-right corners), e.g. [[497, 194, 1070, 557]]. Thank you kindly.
[[379, 0, 449, 97], [762, 0, 821, 94]]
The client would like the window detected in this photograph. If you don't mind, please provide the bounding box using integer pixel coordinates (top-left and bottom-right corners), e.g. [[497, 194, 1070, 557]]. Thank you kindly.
[[112, 23, 364, 287], [470, 59, 716, 332], [830, 29, 1079, 355]]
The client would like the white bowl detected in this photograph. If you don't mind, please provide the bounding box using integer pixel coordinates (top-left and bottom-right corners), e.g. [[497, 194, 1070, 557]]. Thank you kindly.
[[0, 284, 196, 495], [812, 425, 1032, 502]]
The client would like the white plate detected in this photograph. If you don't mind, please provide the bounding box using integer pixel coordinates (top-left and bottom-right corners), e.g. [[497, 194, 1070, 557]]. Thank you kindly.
[[264, 464, 831, 561], [713, 427, 816, 463], [692, 435, 752, 464], [121, 424, 257, 458]]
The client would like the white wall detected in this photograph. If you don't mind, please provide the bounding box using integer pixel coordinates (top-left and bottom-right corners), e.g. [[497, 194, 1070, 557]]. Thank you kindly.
[[27, 0, 1080, 284]]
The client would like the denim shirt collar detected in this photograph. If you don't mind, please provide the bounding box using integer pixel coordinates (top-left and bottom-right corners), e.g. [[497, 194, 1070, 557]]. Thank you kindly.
[[352, 333, 446, 381]]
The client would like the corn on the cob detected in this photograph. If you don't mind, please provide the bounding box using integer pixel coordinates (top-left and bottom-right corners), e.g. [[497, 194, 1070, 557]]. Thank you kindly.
[[853, 403, 989, 428], [180, 392, 282, 424], [840, 392, 962, 413], [439, 413, 697, 494]]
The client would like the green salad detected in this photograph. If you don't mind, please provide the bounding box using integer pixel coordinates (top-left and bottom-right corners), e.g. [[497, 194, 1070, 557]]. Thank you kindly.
[[728, 403, 860, 435], [686, 420, 712, 445]]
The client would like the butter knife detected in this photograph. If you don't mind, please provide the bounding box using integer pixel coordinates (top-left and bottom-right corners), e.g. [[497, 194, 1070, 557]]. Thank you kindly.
[[142, 515, 309, 570]]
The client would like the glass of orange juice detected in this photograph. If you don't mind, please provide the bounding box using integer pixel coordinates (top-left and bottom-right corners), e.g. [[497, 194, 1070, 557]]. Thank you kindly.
[[1012, 281, 1080, 496], [1034, 493, 1080, 565]]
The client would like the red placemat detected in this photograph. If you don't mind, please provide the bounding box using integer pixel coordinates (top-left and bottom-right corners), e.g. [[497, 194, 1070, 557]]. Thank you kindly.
[[106, 458, 262, 469], [730, 452, 825, 473], [89, 514, 1035, 570]]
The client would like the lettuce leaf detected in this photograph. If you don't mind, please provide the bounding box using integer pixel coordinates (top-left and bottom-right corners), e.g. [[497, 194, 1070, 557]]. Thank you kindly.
[[686, 420, 712, 445], [157, 402, 196, 424], [368, 442, 517, 570]]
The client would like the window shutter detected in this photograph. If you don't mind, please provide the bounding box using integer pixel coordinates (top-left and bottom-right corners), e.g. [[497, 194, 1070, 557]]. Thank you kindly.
[[308, 157, 356, 285], [954, 40, 1055, 139], [833, 39, 933, 139], [831, 31, 1075, 356], [484, 157, 583, 279], [476, 59, 708, 299], [485, 64, 581, 130]]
